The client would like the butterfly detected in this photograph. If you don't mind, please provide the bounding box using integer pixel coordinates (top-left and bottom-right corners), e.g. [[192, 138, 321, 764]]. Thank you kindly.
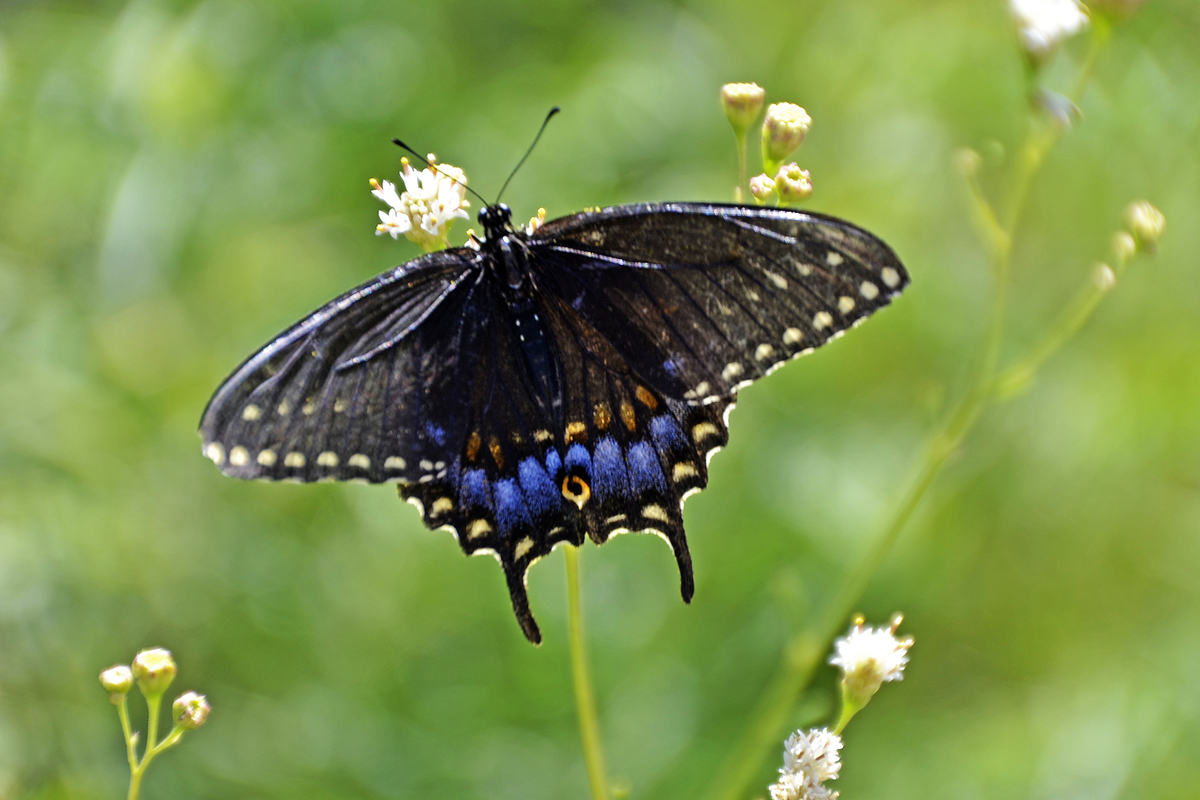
[[199, 199, 909, 643]]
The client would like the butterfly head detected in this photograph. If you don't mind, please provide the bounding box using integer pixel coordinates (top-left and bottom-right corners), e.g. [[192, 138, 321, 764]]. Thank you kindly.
[[478, 203, 513, 241]]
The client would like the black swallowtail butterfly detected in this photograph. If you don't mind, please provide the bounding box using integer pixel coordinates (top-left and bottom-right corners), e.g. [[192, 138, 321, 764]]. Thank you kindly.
[[200, 197, 908, 643]]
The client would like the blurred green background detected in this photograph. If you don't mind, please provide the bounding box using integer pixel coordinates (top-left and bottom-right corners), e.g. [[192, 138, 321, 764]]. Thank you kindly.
[[1, 0, 1198, 798]]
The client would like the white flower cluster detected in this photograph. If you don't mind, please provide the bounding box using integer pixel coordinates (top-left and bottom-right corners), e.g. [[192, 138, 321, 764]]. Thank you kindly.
[[769, 728, 843, 800], [829, 615, 913, 688], [372, 155, 470, 252], [1009, 0, 1089, 61]]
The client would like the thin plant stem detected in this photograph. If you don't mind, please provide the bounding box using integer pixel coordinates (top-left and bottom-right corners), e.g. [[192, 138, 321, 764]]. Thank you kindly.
[[706, 30, 1114, 800], [993, 259, 1123, 398], [128, 760, 144, 800], [735, 130, 748, 203], [144, 695, 160, 772], [127, 694, 163, 800], [117, 698, 138, 773], [566, 545, 610, 800], [1071, 15, 1111, 102]]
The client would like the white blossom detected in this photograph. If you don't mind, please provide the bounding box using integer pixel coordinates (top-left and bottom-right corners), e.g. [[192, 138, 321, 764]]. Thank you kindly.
[[1009, 0, 1089, 61], [371, 155, 470, 252], [830, 614, 913, 693], [783, 728, 843, 784], [768, 728, 843, 800], [769, 771, 839, 800]]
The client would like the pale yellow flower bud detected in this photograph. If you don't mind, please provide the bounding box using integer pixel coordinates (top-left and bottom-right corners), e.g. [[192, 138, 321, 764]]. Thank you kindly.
[[774, 164, 813, 205], [954, 147, 982, 178], [1112, 231, 1136, 263], [172, 691, 211, 730], [749, 173, 776, 204], [1124, 200, 1165, 253], [100, 665, 134, 703], [132, 648, 177, 699], [721, 83, 766, 135], [762, 103, 811, 175]]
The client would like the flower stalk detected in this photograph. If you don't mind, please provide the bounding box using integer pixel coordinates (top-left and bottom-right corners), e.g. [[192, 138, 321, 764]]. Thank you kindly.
[[566, 545, 610, 800], [721, 83, 766, 202], [102, 649, 210, 800], [707, 15, 1157, 800]]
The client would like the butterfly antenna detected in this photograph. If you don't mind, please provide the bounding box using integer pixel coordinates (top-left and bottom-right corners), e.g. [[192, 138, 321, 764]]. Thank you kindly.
[[390, 138, 492, 208], [494, 106, 560, 205]]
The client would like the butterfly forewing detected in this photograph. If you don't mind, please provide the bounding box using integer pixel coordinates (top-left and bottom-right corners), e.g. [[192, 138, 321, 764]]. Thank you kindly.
[[531, 203, 908, 404], [199, 249, 483, 484], [200, 201, 908, 643]]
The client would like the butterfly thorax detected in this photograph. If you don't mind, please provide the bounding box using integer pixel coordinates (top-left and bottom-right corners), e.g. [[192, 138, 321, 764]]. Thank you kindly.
[[478, 202, 562, 417], [479, 203, 530, 291]]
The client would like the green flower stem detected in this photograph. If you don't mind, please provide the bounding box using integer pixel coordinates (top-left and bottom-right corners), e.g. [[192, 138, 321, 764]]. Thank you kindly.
[[962, 166, 1009, 261], [993, 260, 1123, 399], [706, 33, 1113, 800], [566, 545, 610, 800], [144, 694, 160, 771], [1071, 15, 1111, 103], [832, 692, 863, 736], [735, 130, 748, 203], [117, 698, 138, 773], [704, 633, 824, 800], [125, 693, 187, 800]]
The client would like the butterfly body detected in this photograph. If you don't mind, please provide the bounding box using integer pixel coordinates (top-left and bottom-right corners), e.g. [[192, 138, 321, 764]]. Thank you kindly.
[[200, 201, 909, 642]]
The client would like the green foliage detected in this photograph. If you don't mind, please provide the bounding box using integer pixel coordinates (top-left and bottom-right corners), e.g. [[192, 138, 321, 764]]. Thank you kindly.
[[0, 1, 1198, 799]]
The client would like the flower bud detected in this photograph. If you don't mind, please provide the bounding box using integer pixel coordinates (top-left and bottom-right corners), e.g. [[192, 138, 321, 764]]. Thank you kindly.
[[100, 665, 134, 703], [774, 164, 813, 205], [1112, 231, 1136, 263], [1124, 200, 1165, 254], [172, 691, 211, 730], [132, 648, 177, 698], [954, 147, 982, 178], [761, 103, 811, 174], [721, 83, 766, 135], [1094, 263, 1117, 291], [749, 173, 776, 204]]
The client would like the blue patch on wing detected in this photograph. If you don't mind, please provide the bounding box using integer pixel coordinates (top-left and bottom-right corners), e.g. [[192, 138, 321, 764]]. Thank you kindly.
[[545, 447, 564, 482], [424, 421, 447, 447], [649, 414, 688, 453], [626, 441, 668, 495], [494, 478, 531, 539], [565, 443, 592, 476], [460, 468, 492, 514], [591, 437, 630, 504], [519, 457, 559, 520]]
